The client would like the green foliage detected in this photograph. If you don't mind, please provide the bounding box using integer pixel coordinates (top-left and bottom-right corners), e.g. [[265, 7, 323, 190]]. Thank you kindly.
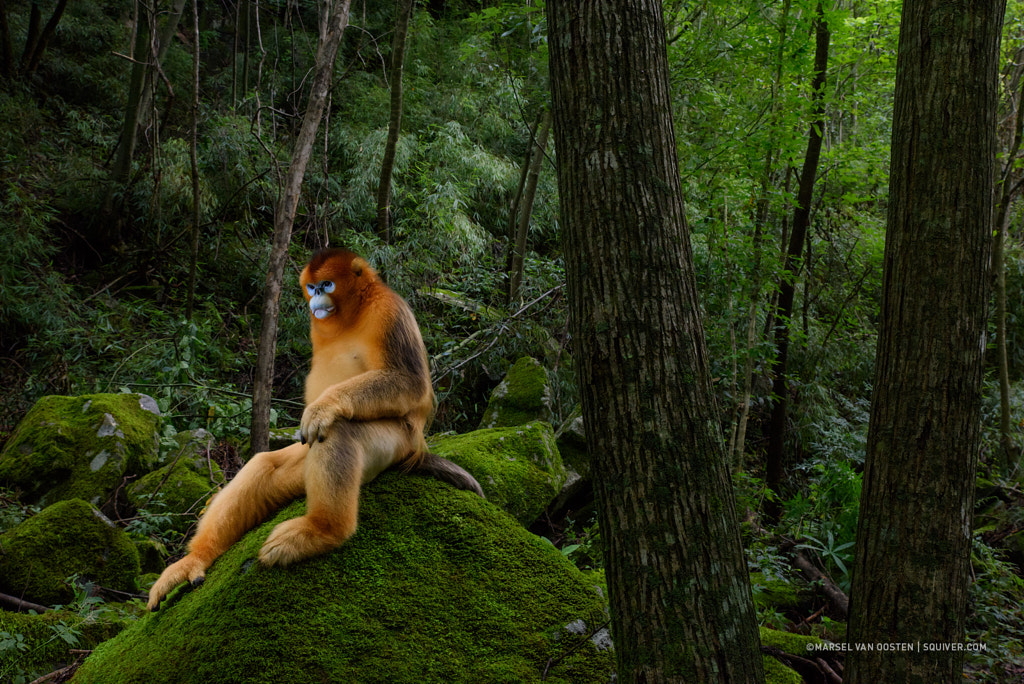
[[966, 538, 1024, 680], [782, 458, 862, 591]]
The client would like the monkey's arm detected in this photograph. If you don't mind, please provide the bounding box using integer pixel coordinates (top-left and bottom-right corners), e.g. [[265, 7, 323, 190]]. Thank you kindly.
[[300, 368, 429, 444]]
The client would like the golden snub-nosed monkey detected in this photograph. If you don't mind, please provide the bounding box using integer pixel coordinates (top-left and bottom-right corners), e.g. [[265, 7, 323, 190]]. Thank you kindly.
[[147, 248, 483, 610]]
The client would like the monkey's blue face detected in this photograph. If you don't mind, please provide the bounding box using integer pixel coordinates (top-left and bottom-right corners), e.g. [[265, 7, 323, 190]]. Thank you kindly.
[[306, 281, 336, 319]]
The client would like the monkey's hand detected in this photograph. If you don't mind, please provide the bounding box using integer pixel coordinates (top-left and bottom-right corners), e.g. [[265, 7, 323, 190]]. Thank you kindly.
[[300, 394, 355, 444], [147, 554, 209, 610]]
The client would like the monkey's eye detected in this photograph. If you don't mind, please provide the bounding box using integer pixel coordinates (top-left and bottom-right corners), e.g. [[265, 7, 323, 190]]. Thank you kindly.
[[322, 281, 335, 293], [306, 284, 316, 296]]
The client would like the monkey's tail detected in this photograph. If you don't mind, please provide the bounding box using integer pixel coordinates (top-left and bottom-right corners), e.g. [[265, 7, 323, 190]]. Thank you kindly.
[[402, 452, 485, 498]]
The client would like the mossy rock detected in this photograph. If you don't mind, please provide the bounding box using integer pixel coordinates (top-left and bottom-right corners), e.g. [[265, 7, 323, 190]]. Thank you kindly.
[[0, 499, 141, 606], [71, 472, 613, 684], [750, 571, 804, 612], [127, 460, 220, 534], [0, 608, 131, 682], [0, 393, 161, 508], [478, 357, 553, 429], [268, 426, 302, 452], [167, 428, 219, 472], [430, 421, 567, 527], [760, 627, 825, 684], [554, 406, 589, 479]]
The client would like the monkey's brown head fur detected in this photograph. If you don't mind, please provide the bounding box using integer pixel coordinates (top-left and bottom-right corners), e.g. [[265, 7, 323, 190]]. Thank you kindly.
[[300, 248, 380, 325]]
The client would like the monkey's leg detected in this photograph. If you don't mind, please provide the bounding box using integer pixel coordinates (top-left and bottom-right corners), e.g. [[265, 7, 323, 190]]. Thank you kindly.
[[147, 442, 308, 610], [258, 420, 413, 566]]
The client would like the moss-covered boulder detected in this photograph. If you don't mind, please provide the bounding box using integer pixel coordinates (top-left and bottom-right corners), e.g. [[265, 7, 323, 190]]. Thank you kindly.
[[0, 393, 161, 508], [554, 407, 589, 479], [759, 627, 826, 684], [127, 460, 219, 535], [166, 428, 218, 472], [0, 499, 141, 606], [268, 425, 302, 451], [71, 472, 613, 684], [0, 608, 131, 683], [478, 356, 553, 429], [430, 421, 567, 527]]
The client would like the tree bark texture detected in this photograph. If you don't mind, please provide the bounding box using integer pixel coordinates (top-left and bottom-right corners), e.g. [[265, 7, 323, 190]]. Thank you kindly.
[[845, 1, 1005, 682], [250, 0, 351, 456], [546, 2, 764, 682], [375, 0, 413, 243], [765, 1, 829, 517]]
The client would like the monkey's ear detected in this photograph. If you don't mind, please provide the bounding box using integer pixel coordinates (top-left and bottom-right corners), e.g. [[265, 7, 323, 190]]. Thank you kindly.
[[351, 257, 368, 277]]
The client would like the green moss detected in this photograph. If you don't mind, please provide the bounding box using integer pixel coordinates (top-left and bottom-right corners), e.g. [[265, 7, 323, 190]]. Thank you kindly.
[[0, 394, 161, 507], [0, 608, 131, 682], [71, 473, 613, 684], [0, 499, 141, 606], [750, 571, 802, 611], [760, 626, 823, 655], [127, 460, 219, 534], [762, 654, 803, 684], [478, 357, 553, 429], [430, 421, 566, 526], [759, 627, 824, 684]]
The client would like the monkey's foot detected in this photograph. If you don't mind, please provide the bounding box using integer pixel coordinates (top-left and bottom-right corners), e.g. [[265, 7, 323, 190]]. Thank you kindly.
[[258, 516, 348, 567], [147, 554, 209, 611]]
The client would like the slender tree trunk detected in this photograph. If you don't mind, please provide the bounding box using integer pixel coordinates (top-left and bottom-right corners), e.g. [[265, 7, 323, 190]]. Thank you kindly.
[[765, 1, 829, 517], [249, 0, 352, 456], [733, 0, 792, 465], [845, 0, 1005, 681], [19, 0, 67, 76], [111, 2, 152, 189], [0, 0, 12, 79], [376, 0, 413, 243], [507, 109, 550, 305], [504, 110, 541, 276], [104, 0, 187, 243], [546, 1, 764, 681], [18, 2, 40, 72], [186, 0, 201, 321], [993, 77, 1024, 472]]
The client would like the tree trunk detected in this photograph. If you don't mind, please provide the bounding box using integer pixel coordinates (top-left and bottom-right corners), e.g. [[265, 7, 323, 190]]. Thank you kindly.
[[249, 0, 352, 457], [20, 0, 68, 77], [186, 0, 201, 321], [104, 0, 187, 244], [0, 0, 12, 79], [764, 1, 829, 518], [993, 76, 1024, 472], [845, 0, 1005, 681], [507, 108, 550, 305], [376, 0, 413, 243], [546, 1, 765, 682], [732, 0, 792, 466]]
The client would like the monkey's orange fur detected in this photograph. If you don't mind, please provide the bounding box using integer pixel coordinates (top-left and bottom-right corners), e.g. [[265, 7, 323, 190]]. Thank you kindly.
[[147, 249, 476, 610]]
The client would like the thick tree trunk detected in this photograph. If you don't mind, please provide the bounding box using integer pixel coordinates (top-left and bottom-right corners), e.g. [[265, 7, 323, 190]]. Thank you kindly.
[[546, 1, 764, 682], [765, 1, 829, 518], [507, 109, 550, 304], [845, 0, 1005, 681], [376, 0, 413, 243], [249, 0, 352, 456]]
